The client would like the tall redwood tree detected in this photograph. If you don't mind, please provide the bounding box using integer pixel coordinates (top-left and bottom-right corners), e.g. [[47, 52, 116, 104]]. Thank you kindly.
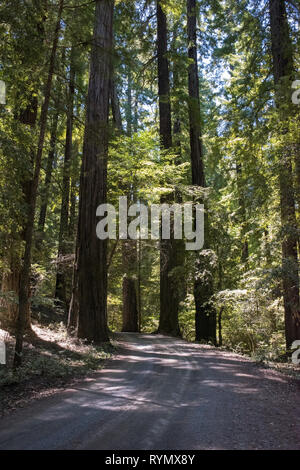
[[68, 0, 114, 342], [157, 0, 181, 337], [187, 0, 216, 344]]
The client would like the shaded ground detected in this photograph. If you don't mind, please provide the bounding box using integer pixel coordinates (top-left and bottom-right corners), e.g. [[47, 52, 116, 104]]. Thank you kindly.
[[0, 332, 299, 450], [0, 324, 113, 417]]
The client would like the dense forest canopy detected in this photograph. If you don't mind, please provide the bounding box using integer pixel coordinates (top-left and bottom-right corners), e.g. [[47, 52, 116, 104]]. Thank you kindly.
[[0, 0, 300, 368]]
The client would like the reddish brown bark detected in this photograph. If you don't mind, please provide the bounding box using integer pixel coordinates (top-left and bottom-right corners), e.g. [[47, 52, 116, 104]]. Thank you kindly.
[[269, 0, 300, 348], [187, 0, 216, 344], [157, 1, 180, 337], [68, 0, 114, 343]]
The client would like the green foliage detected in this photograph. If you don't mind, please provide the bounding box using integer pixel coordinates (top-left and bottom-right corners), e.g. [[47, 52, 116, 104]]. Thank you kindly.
[[0, 0, 299, 367], [0, 324, 113, 388]]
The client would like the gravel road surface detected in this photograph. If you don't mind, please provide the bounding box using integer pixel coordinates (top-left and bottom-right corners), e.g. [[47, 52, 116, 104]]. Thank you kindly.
[[0, 333, 299, 450]]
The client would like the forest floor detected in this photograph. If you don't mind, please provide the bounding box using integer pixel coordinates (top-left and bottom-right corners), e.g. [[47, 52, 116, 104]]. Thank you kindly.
[[0, 332, 299, 450], [0, 324, 115, 417]]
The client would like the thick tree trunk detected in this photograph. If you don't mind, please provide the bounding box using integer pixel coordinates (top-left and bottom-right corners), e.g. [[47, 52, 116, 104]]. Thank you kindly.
[[110, 80, 122, 131], [55, 51, 75, 307], [187, 0, 216, 344], [122, 241, 139, 332], [122, 278, 139, 331], [156, 2, 172, 150], [13, 0, 64, 367], [269, 0, 300, 348], [157, 1, 180, 337], [68, 0, 114, 343]]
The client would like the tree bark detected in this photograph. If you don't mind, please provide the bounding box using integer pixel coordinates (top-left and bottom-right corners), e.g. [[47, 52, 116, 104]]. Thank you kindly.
[[157, 1, 180, 337], [0, 252, 21, 331], [110, 79, 122, 131], [122, 240, 139, 332], [187, 0, 216, 344], [68, 0, 114, 343], [269, 0, 300, 348]]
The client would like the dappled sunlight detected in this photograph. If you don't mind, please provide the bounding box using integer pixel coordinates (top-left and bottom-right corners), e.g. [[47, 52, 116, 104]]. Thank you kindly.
[[0, 333, 299, 450]]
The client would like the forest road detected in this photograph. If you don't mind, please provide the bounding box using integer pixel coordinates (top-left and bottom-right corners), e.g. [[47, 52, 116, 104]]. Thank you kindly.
[[0, 333, 299, 450]]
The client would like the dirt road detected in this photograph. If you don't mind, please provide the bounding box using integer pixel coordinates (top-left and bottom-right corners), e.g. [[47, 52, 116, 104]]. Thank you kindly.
[[0, 333, 299, 450]]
